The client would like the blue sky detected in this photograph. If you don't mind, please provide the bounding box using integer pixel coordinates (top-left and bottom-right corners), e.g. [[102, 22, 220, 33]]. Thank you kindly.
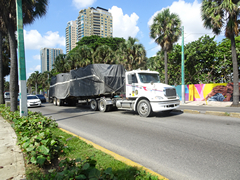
[[20, 0, 225, 79]]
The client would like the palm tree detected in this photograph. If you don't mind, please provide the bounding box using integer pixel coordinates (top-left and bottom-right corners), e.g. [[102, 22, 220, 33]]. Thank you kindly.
[[117, 37, 147, 71], [93, 45, 115, 64], [77, 45, 93, 67], [1, 0, 48, 111], [29, 71, 41, 94], [201, 0, 240, 106], [150, 8, 182, 84], [53, 54, 69, 73]]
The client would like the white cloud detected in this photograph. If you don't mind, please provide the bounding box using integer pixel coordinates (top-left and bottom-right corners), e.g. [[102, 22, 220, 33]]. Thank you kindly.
[[72, 0, 96, 9], [33, 55, 40, 60], [35, 65, 41, 71], [148, 0, 214, 45], [109, 6, 140, 39], [24, 30, 65, 50]]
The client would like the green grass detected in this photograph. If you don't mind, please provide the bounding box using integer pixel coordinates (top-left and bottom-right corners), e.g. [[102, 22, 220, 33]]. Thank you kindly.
[[0, 105, 162, 180], [50, 127, 159, 180]]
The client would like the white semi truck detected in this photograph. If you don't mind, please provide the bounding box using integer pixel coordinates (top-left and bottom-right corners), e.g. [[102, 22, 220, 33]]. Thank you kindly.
[[49, 64, 180, 117]]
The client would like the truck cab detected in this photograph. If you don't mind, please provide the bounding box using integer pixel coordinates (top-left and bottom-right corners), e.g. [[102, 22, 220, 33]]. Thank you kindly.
[[122, 69, 180, 116]]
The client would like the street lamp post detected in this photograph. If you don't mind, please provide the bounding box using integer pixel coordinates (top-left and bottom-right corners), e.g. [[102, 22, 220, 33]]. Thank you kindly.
[[16, 0, 28, 116], [181, 26, 185, 104]]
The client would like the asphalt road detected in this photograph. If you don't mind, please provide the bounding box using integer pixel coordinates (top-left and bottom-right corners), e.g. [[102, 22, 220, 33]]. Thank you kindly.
[[31, 103, 240, 180]]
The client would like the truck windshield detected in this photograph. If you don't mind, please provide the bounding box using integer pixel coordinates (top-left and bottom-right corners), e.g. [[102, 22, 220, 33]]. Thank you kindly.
[[138, 73, 160, 83]]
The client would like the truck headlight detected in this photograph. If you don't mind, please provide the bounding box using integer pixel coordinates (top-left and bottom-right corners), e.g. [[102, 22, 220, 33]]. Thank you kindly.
[[154, 96, 163, 100]]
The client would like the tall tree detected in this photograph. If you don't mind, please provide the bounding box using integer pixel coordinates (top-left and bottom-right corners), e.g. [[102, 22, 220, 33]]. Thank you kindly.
[[93, 45, 115, 64], [117, 37, 147, 71], [1, 0, 48, 111], [201, 0, 240, 106], [29, 71, 41, 94], [52, 54, 69, 73], [150, 8, 182, 84]]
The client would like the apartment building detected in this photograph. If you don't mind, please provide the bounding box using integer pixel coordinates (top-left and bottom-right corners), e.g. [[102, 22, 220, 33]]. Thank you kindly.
[[40, 48, 63, 72], [66, 20, 77, 54], [77, 6, 113, 40]]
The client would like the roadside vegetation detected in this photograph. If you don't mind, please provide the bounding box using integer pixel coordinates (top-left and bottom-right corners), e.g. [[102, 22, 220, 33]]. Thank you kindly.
[[0, 105, 161, 180]]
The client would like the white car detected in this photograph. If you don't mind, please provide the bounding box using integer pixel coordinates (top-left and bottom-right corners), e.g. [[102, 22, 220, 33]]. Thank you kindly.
[[27, 95, 41, 107], [4, 92, 10, 99]]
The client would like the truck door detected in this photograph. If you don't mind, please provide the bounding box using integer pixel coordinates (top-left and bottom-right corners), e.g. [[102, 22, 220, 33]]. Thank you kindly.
[[126, 73, 139, 98]]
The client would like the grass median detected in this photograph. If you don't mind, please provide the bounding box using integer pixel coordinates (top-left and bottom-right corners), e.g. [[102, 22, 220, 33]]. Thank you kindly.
[[0, 105, 163, 180]]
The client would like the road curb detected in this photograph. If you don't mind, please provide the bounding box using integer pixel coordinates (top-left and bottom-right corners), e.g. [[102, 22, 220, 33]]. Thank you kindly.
[[230, 112, 240, 118], [183, 109, 200, 114], [181, 109, 240, 118], [59, 128, 168, 180], [205, 111, 227, 116]]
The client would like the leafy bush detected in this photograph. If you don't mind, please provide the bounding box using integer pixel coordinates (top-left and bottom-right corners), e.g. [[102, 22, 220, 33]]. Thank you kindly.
[[0, 105, 64, 166], [43, 157, 117, 180]]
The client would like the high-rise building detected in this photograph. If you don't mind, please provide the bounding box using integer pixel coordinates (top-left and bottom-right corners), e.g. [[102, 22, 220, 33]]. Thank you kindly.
[[77, 6, 113, 41], [66, 20, 77, 54], [40, 48, 63, 72]]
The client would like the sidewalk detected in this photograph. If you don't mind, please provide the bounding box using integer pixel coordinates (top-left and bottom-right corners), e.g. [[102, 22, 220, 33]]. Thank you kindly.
[[180, 100, 233, 107], [177, 101, 240, 118], [0, 116, 26, 180]]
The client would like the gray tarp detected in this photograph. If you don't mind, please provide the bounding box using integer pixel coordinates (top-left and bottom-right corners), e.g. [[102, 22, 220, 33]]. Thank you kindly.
[[49, 64, 125, 99]]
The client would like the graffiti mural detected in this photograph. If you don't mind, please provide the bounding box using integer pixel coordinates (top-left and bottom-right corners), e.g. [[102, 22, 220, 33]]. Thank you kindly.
[[175, 83, 240, 101]]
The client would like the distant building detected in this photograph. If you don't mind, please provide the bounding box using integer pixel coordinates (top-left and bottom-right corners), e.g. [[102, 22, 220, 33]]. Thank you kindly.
[[77, 6, 113, 41], [40, 48, 63, 72], [65, 20, 77, 54]]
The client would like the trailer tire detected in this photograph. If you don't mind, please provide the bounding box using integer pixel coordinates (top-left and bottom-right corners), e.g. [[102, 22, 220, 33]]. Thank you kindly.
[[56, 99, 63, 106], [90, 99, 98, 111], [53, 98, 57, 105], [137, 99, 152, 117], [98, 99, 110, 112]]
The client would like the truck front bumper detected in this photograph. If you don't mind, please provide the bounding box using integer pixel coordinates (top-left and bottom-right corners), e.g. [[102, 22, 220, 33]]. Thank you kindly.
[[150, 100, 180, 112]]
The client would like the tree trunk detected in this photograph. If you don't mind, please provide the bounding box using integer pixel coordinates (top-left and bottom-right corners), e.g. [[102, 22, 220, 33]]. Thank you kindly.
[[35, 82, 37, 94], [0, 31, 4, 104], [230, 34, 239, 106], [164, 50, 168, 84], [8, 23, 18, 111]]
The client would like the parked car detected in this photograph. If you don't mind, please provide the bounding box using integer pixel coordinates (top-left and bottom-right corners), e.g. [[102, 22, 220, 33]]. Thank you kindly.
[[36, 94, 46, 103], [4, 92, 10, 99], [27, 95, 41, 107]]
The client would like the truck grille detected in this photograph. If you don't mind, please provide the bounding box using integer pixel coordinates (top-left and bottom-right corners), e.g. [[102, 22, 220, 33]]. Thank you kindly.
[[164, 88, 177, 98]]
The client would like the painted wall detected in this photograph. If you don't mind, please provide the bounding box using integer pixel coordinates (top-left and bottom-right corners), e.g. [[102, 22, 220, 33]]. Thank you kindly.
[[175, 83, 240, 102]]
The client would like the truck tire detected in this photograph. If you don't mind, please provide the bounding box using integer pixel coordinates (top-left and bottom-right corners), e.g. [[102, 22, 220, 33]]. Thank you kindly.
[[137, 99, 152, 117], [90, 99, 98, 111], [53, 98, 57, 106], [56, 99, 63, 106], [98, 99, 110, 112]]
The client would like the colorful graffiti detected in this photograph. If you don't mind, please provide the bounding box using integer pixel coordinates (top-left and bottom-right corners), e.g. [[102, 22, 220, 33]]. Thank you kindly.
[[175, 83, 240, 101]]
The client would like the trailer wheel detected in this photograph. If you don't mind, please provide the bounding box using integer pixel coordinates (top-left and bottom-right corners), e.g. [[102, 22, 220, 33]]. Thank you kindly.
[[56, 99, 63, 106], [53, 98, 57, 105], [137, 99, 152, 117], [98, 99, 110, 112], [90, 99, 98, 111]]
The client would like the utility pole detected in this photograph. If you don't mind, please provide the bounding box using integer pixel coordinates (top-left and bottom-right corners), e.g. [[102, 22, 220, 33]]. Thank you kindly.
[[181, 26, 185, 104], [16, 0, 28, 116]]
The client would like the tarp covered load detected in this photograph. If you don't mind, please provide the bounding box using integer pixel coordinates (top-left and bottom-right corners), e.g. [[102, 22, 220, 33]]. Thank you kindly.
[[49, 64, 126, 99]]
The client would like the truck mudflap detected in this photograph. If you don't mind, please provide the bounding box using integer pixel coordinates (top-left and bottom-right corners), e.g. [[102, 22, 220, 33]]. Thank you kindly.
[[150, 100, 180, 112]]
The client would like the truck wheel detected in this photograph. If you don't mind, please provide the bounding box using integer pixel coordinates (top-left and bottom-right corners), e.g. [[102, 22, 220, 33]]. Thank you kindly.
[[49, 98, 53, 103], [98, 99, 109, 112], [90, 99, 98, 111], [137, 99, 152, 117], [56, 99, 62, 106], [53, 98, 57, 105]]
